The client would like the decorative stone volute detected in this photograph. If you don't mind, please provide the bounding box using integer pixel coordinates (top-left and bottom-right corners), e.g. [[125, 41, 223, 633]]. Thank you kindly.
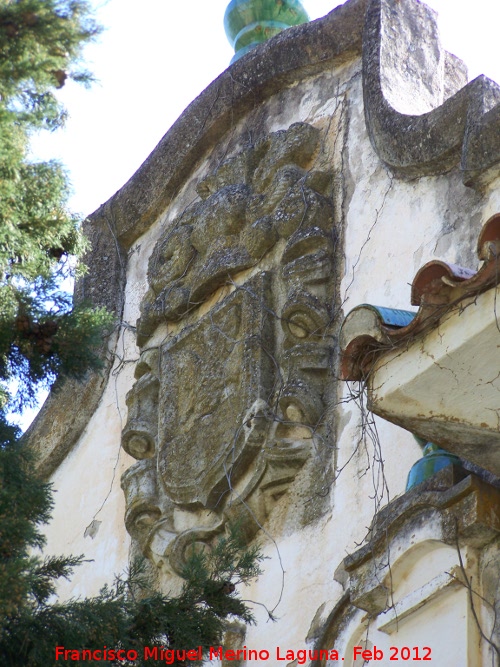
[[121, 120, 342, 577], [224, 0, 309, 63]]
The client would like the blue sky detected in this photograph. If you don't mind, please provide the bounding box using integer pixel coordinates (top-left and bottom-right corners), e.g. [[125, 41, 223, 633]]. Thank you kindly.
[[30, 0, 500, 220]]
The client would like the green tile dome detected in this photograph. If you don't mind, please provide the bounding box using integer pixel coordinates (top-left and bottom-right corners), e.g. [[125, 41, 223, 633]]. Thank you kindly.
[[224, 0, 309, 63]]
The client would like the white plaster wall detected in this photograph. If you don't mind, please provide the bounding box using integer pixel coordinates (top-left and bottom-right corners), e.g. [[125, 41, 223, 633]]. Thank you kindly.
[[42, 125, 229, 600], [42, 344, 135, 600], [345, 587, 475, 667], [42, 215, 169, 599], [43, 42, 499, 661], [228, 57, 497, 655]]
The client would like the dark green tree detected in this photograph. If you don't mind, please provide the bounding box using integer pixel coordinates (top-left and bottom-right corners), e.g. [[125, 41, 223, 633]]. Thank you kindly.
[[0, 434, 262, 665], [0, 2, 263, 665], [0, 0, 110, 410]]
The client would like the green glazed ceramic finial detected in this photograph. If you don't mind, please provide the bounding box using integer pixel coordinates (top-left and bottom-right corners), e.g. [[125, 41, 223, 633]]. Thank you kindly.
[[224, 0, 309, 64], [406, 438, 461, 491]]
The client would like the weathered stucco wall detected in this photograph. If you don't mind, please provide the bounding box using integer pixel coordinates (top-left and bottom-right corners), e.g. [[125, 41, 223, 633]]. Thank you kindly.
[[32, 0, 500, 663]]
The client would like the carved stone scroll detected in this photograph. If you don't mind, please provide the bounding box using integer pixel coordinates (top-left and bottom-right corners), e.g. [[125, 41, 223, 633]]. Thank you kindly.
[[121, 121, 340, 577]]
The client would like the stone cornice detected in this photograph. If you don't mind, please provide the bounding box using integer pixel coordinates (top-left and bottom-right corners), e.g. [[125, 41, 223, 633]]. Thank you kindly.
[[100, 0, 368, 249], [340, 213, 500, 382]]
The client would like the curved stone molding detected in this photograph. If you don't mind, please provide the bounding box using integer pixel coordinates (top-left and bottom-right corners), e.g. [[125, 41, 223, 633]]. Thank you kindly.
[[26, 207, 127, 479], [279, 379, 323, 427], [27, 0, 500, 481], [121, 459, 162, 539], [363, 0, 500, 186], [343, 469, 500, 613], [25, 0, 362, 480], [307, 467, 500, 663], [282, 227, 335, 289], [281, 291, 330, 344], [106, 0, 368, 248], [122, 373, 159, 460], [167, 523, 225, 576]]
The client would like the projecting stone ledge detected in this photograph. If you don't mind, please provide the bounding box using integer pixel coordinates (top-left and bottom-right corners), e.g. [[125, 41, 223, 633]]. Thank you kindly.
[[367, 286, 500, 474], [340, 214, 500, 477], [342, 468, 500, 615]]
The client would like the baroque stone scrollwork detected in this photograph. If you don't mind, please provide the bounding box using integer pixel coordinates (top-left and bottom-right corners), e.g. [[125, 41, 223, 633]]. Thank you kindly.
[[121, 121, 340, 577]]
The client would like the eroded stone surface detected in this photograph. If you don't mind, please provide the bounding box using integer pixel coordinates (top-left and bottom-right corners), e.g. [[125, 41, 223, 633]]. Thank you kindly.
[[363, 0, 500, 185], [137, 122, 323, 338], [121, 122, 340, 576]]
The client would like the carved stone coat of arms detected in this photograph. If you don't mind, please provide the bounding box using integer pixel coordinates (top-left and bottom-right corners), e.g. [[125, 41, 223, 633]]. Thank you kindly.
[[120, 120, 341, 577]]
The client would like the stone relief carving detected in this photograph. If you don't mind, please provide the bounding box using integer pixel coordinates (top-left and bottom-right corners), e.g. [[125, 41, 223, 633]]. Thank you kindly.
[[121, 121, 339, 577]]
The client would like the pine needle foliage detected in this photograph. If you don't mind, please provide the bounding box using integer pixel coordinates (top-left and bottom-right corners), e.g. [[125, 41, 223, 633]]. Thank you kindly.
[[0, 0, 112, 413], [0, 429, 264, 667]]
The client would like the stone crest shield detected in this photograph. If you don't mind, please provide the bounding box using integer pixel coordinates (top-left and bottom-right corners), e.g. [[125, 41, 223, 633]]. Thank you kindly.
[[157, 273, 273, 507], [121, 119, 342, 573]]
